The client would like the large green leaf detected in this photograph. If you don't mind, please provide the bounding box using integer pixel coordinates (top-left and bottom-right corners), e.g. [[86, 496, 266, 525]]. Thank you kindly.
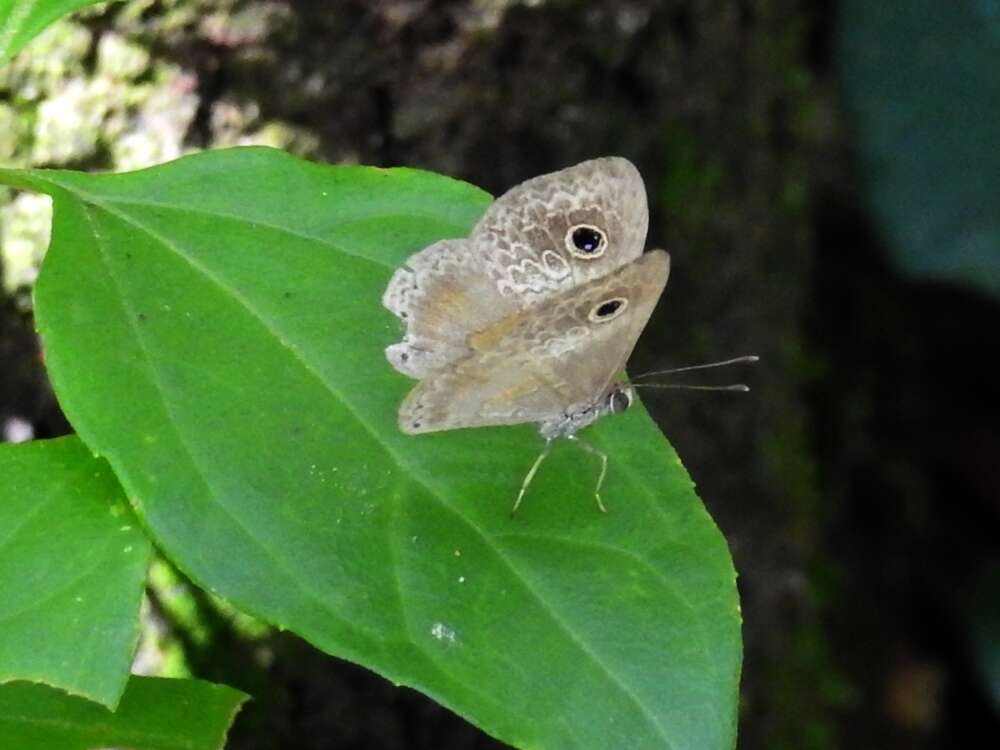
[[0, 676, 246, 750], [0, 148, 741, 749], [838, 0, 1000, 297], [0, 0, 110, 64], [0, 436, 152, 708]]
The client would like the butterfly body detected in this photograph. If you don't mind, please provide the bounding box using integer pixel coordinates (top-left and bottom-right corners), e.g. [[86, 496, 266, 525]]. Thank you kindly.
[[384, 156, 669, 437], [535, 383, 633, 440]]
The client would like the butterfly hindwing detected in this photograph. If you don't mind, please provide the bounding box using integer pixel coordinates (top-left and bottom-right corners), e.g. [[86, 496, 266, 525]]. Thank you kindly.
[[397, 250, 670, 434], [383, 239, 519, 377]]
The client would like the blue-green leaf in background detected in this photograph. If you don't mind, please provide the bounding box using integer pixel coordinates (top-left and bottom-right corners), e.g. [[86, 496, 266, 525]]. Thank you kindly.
[[838, 0, 1000, 297]]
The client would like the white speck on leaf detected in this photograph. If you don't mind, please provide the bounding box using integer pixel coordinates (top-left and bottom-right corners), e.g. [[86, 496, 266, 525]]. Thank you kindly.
[[430, 622, 457, 644]]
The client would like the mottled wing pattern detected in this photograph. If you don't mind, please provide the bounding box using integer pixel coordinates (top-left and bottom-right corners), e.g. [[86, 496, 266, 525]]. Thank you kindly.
[[517, 249, 670, 408], [383, 157, 647, 379], [398, 250, 670, 434], [471, 156, 648, 305], [382, 239, 519, 377]]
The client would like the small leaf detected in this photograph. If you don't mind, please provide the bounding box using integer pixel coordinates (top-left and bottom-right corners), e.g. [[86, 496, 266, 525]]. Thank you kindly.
[[0, 436, 152, 708], [0, 0, 111, 64], [0, 676, 247, 750], [0, 148, 741, 749]]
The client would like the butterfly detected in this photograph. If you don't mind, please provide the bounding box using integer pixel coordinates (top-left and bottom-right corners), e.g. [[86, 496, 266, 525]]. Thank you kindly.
[[383, 157, 750, 513]]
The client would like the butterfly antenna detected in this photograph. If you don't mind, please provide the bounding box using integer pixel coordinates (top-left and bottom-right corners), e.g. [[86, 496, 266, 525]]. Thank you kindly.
[[631, 355, 759, 381], [631, 383, 751, 392]]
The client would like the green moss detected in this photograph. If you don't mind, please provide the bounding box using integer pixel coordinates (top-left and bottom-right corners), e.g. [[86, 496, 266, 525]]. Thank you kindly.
[[0, 192, 51, 293], [0, 103, 22, 163]]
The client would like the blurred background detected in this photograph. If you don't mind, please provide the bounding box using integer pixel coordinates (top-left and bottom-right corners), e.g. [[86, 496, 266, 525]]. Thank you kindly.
[[2, 1, 998, 748]]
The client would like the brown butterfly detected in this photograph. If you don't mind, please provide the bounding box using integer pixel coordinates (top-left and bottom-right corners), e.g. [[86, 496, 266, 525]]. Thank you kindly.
[[383, 157, 753, 513]]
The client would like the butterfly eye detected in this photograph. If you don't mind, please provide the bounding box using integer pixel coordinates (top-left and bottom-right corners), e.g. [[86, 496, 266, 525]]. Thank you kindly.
[[589, 297, 628, 322], [566, 224, 607, 259], [609, 387, 633, 414]]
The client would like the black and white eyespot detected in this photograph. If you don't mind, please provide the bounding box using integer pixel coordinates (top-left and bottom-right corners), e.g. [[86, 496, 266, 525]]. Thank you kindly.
[[588, 296, 629, 323], [608, 386, 633, 414], [566, 224, 607, 259]]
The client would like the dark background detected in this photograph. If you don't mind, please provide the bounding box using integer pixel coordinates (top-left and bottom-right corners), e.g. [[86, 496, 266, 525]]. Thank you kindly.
[[2, 1, 998, 748]]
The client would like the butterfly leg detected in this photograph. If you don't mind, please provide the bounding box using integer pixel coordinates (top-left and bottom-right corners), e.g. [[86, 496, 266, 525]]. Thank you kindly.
[[512, 439, 553, 517], [567, 436, 608, 513]]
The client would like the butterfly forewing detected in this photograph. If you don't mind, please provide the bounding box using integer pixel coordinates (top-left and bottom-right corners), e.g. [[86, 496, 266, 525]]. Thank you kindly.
[[541, 249, 670, 405]]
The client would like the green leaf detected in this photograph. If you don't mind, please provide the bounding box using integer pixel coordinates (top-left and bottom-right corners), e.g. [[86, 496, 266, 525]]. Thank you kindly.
[[0, 436, 152, 708], [0, 147, 741, 749], [0, 676, 246, 750], [838, 0, 1000, 297], [0, 0, 111, 64]]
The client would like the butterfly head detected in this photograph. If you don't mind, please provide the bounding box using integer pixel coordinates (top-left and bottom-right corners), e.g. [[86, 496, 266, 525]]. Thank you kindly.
[[539, 382, 634, 440], [606, 383, 634, 416]]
